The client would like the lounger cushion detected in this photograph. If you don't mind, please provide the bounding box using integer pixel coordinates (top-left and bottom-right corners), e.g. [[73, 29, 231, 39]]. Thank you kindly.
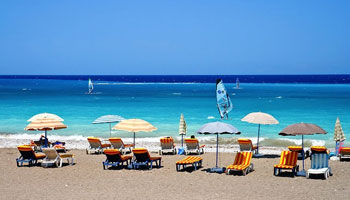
[[340, 147, 350, 153], [288, 146, 303, 152], [274, 151, 298, 169], [176, 156, 202, 164], [101, 144, 111, 148], [273, 164, 294, 169], [311, 146, 327, 152], [34, 152, 46, 159]]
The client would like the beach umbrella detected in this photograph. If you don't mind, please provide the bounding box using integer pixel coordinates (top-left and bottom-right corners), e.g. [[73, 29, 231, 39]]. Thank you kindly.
[[197, 122, 240, 173], [334, 117, 345, 155], [179, 113, 187, 147], [279, 123, 327, 176], [25, 113, 67, 147], [241, 112, 279, 155], [112, 119, 157, 147], [92, 115, 125, 136]]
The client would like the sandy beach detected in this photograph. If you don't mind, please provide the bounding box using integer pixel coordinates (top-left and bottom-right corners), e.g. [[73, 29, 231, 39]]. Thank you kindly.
[[1, 148, 350, 200]]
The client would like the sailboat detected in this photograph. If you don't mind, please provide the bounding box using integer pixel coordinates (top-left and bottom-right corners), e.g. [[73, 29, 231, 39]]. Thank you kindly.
[[235, 78, 240, 89], [88, 78, 94, 94], [216, 79, 233, 119]]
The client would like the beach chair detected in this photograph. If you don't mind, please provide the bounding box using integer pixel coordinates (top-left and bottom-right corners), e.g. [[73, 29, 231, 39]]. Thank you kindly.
[[132, 148, 162, 169], [86, 137, 111, 154], [102, 149, 132, 170], [159, 137, 177, 155], [226, 151, 254, 176], [273, 151, 299, 177], [176, 156, 202, 171], [184, 138, 205, 155], [288, 146, 310, 160], [16, 145, 46, 167], [339, 147, 350, 161], [237, 138, 257, 153], [41, 148, 63, 168], [306, 146, 332, 179], [108, 137, 134, 155]]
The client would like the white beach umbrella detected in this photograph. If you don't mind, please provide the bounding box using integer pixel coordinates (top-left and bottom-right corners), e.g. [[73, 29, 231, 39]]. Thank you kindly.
[[179, 113, 187, 147], [241, 112, 279, 155], [28, 113, 64, 122], [93, 115, 125, 136], [113, 119, 157, 147]]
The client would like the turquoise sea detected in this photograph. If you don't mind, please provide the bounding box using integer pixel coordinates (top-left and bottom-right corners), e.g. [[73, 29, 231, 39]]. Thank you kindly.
[[0, 76, 349, 148]]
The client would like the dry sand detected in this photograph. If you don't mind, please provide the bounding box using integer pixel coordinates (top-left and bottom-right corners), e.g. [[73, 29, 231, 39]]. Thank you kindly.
[[1, 148, 350, 200]]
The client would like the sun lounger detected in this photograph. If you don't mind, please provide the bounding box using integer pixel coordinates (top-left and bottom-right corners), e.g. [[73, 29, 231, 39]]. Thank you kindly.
[[102, 149, 132, 170], [339, 147, 350, 161], [306, 146, 332, 179], [288, 146, 310, 159], [53, 144, 67, 153], [159, 137, 177, 155], [273, 151, 299, 177], [41, 148, 63, 167], [237, 138, 257, 153], [176, 156, 202, 171], [86, 137, 111, 154], [184, 138, 205, 155], [108, 137, 134, 155], [16, 145, 46, 167], [132, 148, 161, 169], [226, 151, 254, 176]]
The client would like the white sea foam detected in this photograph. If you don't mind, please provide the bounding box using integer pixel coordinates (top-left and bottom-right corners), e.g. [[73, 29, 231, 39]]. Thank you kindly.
[[275, 96, 283, 99], [172, 93, 182, 95], [207, 116, 215, 119]]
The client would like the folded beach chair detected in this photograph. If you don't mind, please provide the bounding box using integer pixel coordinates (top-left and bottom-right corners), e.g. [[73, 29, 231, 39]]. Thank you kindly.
[[176, 156, 202, 171], [16, 145, 46, 167], [132, 148, 162, 169], [273, 151, 299, 177], [226, 151, 254, 176], [339, 147, 350, 161], [159, 137, 177, 155], [238, 138, 257, 153], [102, 149, 132, 170], [86, 137, 111, 154], [108, 137, 134, 155], [306, 146, 332, 179], [184, 138, 205, 155], [288, 146, 310, 160], [41, 148, 63, 168]]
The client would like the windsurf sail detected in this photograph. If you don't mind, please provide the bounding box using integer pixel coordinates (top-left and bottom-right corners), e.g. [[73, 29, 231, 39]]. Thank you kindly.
[[235, 78, 240, 89], [88, 78, 94, 94], [216, 79, 233, 119]]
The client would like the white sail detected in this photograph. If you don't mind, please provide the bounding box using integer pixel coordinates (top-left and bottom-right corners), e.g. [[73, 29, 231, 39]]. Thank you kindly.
[[235, 78, 240, 89], [88, 78, 94, 94]]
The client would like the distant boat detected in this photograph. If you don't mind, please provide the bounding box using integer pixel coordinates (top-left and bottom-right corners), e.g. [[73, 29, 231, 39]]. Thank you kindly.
[[235, 78, 240, 89], [88, 78, 94, 94]]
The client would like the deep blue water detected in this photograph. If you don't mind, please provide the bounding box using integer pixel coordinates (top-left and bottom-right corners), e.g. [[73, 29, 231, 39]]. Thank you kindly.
[[0, 75, 349, 147]]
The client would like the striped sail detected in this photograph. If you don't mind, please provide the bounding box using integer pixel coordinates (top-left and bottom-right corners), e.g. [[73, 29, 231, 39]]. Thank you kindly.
[[216, 79, 233, 119]]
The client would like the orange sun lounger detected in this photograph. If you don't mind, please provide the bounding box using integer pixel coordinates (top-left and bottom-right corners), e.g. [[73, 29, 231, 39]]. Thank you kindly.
[[102, 149, 132, 170], [16, 145, 46, 167], [159, 137, 177, 155], [184, 138, 205, 155], [226, 151, 253, 176], [109, 137, 134, 155], [339, 147, 350, 161], [273, 151, 299, 177], [86, 137, 111, 154], [176, 156, 202, 171], [132, 148, 162, 169], [237, 139, 257, 153]]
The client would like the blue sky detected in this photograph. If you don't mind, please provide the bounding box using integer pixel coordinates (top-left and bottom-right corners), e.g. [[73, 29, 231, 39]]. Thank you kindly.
[[0, 1, 349, 75]]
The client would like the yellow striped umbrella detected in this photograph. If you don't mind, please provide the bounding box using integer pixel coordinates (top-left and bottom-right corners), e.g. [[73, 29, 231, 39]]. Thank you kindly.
[[112, 119, 157, 147], [25, 113, 67, 147]]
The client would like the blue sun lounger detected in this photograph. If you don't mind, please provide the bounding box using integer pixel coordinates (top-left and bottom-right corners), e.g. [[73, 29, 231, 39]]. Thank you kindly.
[[306, 146, 332, 179]]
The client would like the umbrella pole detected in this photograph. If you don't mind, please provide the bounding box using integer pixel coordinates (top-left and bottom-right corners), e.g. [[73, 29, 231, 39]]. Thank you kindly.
[[181, 135, 183, 147], [109, 123, 111, 137], [302, 135, 305, 171], [133, 132, 136, 147], [257, 124, 261, 154], [45, 130, 48, 148], [216, 133, 219, 168]]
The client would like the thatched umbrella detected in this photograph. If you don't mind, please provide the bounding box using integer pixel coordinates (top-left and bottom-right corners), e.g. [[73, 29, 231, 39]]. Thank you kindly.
[[113, 119, 157, 147], [279, 123, 327, 176], [334, 117, 345, 155]]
